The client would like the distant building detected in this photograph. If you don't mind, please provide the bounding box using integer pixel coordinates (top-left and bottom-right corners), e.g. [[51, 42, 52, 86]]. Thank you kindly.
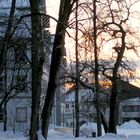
[[63, 86, 95, 127], [63, 80, 140, 127], [118, 98, 140, 124], [104, 80, 140, 125]]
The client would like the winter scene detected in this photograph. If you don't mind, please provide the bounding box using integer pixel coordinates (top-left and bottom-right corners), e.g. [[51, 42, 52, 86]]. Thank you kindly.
[[0, 0, 140, 140]]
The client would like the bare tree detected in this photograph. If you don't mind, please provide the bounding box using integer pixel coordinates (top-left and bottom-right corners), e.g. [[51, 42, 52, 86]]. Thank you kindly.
[[75, 0, 80, 137], [29, 0, 44, 139], [0, 0, 16, 75], [92, 0, 102, 136], [41, 0, 77, 139], [0, 0, 33, 132], [64, 0, 140, 135], [96, 0, 140, 133]]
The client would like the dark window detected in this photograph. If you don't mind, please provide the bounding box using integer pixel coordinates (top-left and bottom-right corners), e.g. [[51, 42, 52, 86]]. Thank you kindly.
[[42, 15, 50, 28], [0, 108, 4, 121], [133, 105, 139, 112], [134, 118, 140, 123], [16, 75, 26, 91], [15, 48, 27, 64], [123, 105, 140, 112], [0, 76, 4, 92], [66, 104, 69, 109], [16, 107, 27, 122], [122, 118, 140, 123], [123, 105, 133, 112]]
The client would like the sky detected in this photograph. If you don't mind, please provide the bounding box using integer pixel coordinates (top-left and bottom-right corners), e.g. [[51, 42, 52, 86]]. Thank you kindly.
[[46, 0, 60, 34], [45, 0, 140, 87]]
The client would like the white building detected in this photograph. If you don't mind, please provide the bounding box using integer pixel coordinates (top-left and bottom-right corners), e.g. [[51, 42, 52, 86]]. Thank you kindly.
[[63, 80, 140, 127], [118, 98, 140, 124], [0, 0, 50, 133], [0, 0, 67, 132], [64, 86, 95, 127]]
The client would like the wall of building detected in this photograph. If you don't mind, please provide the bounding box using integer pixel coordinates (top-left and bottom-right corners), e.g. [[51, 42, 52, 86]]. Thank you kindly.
[[118, 98, 140, 124], [0, 97, 31, 134]]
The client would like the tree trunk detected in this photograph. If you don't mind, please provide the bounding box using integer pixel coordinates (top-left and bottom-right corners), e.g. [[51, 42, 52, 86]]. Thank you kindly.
[[4, 101, 7, 131], [0, 0, 16, 75], [41, 0, 76, 139], [29, 0, 43, 140], [92, 0, 102, 136], [100, 110, 109, 133], [109, 80, 117, 133], [109, 27, 126, 133], [75, 0, 80, 137]]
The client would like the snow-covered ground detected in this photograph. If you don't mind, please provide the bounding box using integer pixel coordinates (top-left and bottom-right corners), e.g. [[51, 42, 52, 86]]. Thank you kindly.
[[0, 120, 140, 140]]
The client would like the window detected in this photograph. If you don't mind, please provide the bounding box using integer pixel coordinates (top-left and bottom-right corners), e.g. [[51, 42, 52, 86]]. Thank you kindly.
[[133, 105, 139, 112], [123, 105, 140, 112], [0, 76, 4, 92], [122, 118, 140, 123], [122, 118, 130, 123], [0, 108, 4, 121], [50, 35, 55, 44], [16, 107, 27, 122], [42, 15, 50, 28], [123, 105, 133, 112], [123, 105, 128, 112], [66, 104, 69, 109], [15, 48, 27, 64], [16, 75, 26, 91]]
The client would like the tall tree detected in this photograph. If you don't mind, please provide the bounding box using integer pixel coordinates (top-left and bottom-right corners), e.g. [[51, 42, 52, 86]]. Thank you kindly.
[[92, 0, 102, 136], [0, 0, 16, 75], [108, 24, 126, 133], [41, 0, 77, 139], [65, 0, 140, 134], [0, 0, 16, 131], [29, 0, 43, 140], [75, 0, 80, 137], [97, 0, 140, 133]]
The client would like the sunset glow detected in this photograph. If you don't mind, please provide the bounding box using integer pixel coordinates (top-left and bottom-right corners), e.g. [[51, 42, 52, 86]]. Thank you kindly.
[[46, 0, 140, 87]]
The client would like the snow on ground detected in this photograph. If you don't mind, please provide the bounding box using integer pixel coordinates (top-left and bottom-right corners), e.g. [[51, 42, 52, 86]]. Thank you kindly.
[[119, 120, 140, 129], [0, 131, 26, 140], [117, 120, 140, 137], [0, 120, 140, 140]]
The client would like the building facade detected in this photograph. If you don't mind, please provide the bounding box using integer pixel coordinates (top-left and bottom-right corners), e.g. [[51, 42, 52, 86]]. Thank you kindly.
[[64, 87, 95, 127], [0, 0, 66, 132], [63, 82, 140, 128], [118, 98, 140, 124], [0, 0, 51, 133]]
